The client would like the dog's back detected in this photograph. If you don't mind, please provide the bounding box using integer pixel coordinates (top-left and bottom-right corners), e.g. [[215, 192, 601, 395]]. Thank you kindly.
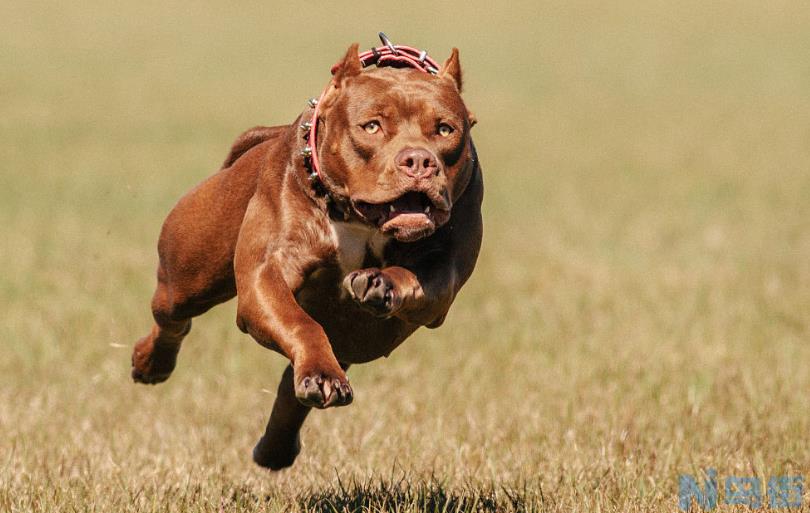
[[220, 126, 284, 170]]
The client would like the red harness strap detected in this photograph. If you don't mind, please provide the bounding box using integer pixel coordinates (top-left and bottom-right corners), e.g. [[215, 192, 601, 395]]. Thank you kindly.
[[305, 33, 441, 186]]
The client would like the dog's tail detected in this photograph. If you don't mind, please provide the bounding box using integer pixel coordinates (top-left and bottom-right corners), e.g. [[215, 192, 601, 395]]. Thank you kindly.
[[221, 126, 283, 169]]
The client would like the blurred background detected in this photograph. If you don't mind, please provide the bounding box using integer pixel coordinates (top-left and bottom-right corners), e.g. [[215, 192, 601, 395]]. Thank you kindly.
[[2, 1, 809, 511]]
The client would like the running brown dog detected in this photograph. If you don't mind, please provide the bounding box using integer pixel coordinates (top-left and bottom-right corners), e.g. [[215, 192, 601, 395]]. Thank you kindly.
[[131, 40, 483, 469]]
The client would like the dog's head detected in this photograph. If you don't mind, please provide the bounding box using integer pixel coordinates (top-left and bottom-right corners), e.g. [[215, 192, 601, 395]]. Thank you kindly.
[[315, 44, 477, 243]]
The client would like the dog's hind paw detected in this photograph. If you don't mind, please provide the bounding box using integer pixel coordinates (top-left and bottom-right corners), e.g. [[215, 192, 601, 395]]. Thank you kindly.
[[131, 337, 179, 385]]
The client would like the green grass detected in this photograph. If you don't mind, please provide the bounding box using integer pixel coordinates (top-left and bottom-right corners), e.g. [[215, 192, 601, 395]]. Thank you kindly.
[[2, 0, 810, 511]]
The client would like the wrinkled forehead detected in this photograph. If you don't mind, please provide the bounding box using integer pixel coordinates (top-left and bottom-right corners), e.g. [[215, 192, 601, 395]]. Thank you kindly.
[[342, 68, 466, 120]]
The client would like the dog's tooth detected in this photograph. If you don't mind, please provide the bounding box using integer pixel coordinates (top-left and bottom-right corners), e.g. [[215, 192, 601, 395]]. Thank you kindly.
[[424, 205, 430, 213], [389, 205, 395, 213]]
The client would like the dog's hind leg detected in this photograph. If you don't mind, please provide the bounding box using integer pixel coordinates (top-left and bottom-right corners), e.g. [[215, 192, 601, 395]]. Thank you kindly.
[[252, 363, 351, 470], [131, 269, 193, 384], [132, 132, 253, 384], [131, 258, 238, 385]]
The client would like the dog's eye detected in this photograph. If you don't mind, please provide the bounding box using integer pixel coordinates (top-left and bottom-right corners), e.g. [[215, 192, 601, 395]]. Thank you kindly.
[[362, 121, 381, 134], [437, 123, 454, 137]]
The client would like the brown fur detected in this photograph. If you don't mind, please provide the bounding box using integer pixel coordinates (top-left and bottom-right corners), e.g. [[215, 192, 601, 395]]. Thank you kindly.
[[131, 44, 483, 469]]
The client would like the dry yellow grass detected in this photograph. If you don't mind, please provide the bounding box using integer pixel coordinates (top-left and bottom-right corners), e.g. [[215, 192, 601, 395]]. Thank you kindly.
[[2, 1, 810, 511]]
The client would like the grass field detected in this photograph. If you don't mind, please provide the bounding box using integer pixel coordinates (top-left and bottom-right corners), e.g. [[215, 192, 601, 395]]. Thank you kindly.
[[2, 1, 810, 511]]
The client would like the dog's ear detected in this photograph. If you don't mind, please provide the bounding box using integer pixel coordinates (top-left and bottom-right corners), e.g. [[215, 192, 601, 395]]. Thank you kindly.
[[440, 48, 463, 92], [332, 43, 362, 87]]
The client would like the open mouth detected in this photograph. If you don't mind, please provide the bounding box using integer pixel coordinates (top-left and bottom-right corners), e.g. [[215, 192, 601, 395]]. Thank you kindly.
[[353, 191, 449, 242], [354, 191, 435, 226]]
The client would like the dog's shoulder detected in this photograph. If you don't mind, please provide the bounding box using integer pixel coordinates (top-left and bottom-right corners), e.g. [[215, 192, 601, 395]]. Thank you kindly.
[[221, 125, 286, 170]]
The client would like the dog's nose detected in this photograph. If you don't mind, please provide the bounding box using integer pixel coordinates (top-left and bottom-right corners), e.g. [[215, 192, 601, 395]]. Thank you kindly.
[[395, 148, 439, 178]]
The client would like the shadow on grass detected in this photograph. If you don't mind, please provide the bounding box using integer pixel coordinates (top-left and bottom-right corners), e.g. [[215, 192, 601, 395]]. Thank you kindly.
[[294, 476, 543, 513], [222, 475, 544, 512]]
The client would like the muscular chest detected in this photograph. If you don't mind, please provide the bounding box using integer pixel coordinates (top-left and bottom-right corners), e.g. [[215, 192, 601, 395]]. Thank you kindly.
[[329, 220, 391, 274], [290, 218, 391, 300]]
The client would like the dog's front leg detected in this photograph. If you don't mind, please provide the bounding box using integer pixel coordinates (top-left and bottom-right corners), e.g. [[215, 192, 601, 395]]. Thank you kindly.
[[235, 195, 352, 409], [344, 265, 456, 327], [252, 362, 350, 470]]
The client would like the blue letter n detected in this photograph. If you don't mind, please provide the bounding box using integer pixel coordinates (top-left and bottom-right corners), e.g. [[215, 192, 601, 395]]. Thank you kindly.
[[679, 469, 718, 511]]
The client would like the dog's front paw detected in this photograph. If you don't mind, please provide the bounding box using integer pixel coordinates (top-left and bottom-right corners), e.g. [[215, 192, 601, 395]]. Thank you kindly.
[[253, 433, 301, 470], [344, 268, 403, 317], [293, 357, 353, 409]]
